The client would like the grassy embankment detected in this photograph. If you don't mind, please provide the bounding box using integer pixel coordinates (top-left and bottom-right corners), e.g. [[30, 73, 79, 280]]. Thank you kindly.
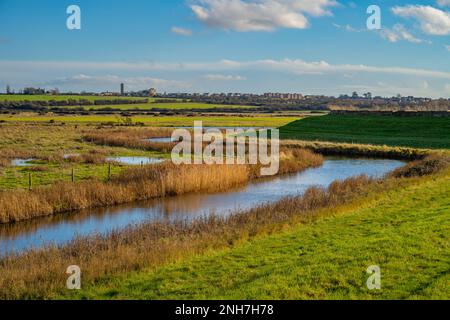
[[280, 114, 450, 149], [0, 154, 448, 299]]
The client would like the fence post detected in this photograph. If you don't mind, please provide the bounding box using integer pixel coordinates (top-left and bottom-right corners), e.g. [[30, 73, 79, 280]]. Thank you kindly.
[[28, 173, 32, 191], [71, 168, 74, 182], [108, 163, 111, 181]]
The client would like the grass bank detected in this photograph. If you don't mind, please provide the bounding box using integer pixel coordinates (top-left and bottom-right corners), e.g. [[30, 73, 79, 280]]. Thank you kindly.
[[78, 166, 449, 300], [280, 114, 450, 149]]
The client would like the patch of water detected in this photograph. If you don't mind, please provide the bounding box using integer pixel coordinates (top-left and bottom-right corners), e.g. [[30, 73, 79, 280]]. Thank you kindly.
[[106, 156, 165, 165]]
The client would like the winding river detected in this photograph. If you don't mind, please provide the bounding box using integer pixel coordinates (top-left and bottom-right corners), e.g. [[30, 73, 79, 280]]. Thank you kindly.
[[0, 158, 404, 255]]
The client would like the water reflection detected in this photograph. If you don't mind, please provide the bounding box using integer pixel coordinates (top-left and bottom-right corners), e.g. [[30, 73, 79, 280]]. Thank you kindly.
[[0, 158, 404, 255], [106, 156, 164, 165]]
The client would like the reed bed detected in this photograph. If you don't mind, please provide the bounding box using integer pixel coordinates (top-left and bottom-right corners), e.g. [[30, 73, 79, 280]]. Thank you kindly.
[[282, 139, 430, 160], [83, 127, 176, 153], [0, 148, 323, 224]]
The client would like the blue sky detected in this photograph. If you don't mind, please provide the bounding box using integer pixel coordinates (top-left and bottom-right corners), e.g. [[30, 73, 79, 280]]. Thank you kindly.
[[0, 0, 449, 97]]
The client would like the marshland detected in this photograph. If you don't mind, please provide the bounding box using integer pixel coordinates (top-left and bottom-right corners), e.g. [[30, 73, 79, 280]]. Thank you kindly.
[[0, 114, 449, 299]]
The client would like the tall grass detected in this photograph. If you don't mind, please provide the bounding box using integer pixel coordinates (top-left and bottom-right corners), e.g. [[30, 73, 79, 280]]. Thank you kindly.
[[83, 127, 176, 153], [282, 139, 430, 160], [0, 148, 323, 223]]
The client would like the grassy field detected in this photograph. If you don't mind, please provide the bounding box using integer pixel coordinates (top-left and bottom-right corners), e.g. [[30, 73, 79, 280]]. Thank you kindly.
[[0, 115, 299, 127], [70, 168, 450, 300], [0, 94, 165, 102], [0, 95, 254, 110], [0, 125, 169, 189], [280, 114, 450, 149], [86, 103, 255, 110]]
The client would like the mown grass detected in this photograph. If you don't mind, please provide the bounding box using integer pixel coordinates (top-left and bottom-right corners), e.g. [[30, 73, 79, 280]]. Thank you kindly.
[[70, 166, 450, 300], [0, 115, 299, 127], [280, 114, 450, 149]]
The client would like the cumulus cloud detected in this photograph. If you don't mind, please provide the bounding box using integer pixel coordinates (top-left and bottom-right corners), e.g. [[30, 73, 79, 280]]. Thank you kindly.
[[204, 74, 246, 81], [392, 5, 450, 35], [171, 26, 193, 36], [437, 0, 450, 7], [380, 24, 423, 43], [190, 0, 337, 31]]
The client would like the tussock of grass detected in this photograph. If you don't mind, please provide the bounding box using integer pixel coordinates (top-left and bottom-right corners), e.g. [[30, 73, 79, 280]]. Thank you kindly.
[[390, 154, 449, 178]]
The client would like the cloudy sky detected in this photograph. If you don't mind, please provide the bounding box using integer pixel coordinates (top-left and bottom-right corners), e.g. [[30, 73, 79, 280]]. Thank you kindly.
[[0, 0, 450, 97]]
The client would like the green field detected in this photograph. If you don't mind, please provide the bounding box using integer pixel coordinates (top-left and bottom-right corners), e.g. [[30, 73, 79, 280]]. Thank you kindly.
[[0, 115, 299, 127], [87, 103, 255, 110], [69, 168, 450, 300], [280, 114, 450, 149], [0, 95, 254, 110], [0, 94, 154, 102]]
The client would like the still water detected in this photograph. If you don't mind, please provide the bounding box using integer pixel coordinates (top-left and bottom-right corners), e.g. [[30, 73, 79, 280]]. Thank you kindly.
[[0, 158, 404, 255]]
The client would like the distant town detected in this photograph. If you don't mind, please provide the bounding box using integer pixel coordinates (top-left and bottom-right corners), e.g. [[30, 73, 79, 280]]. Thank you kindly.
[[2, 83, 450, 112]]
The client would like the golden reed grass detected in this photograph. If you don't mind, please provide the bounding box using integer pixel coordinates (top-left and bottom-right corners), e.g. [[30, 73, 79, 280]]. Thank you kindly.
[[0, 148, 323, 224], [83, 127, 176, 153], [0, 155, 447, 299], [282, 139, 430, 160]]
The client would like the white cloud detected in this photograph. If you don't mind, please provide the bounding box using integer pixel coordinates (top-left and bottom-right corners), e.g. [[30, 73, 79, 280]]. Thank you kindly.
[[190, 0, 337, 32], [204, 74, 246, 81], [437, 0, 450, 7], [380, 24, 423, 43], [392, 5, 450, 35], [333, 23, 365, 32], [171, 26, 193, 36], [2, 59, 450, 80], [45, 74, 190, 90]]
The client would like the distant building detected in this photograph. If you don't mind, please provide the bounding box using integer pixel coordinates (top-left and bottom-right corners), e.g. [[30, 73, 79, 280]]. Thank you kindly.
[[6, 85, 11, 94], [149, 88, 157, 97], [264, 92, 303, 100], [120, 83, 125, 96]]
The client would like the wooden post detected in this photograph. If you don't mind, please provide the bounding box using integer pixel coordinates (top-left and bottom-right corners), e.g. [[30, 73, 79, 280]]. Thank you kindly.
[[108, 163, 111, 181], [28, 173, 32, 191], [71, 168, 74, 182]]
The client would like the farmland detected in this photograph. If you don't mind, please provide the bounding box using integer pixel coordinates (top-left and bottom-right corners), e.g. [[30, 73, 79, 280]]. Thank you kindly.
[[280, 114, 450, 149], [0, 94, 255, 110], [0, 114, 299, 127]]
